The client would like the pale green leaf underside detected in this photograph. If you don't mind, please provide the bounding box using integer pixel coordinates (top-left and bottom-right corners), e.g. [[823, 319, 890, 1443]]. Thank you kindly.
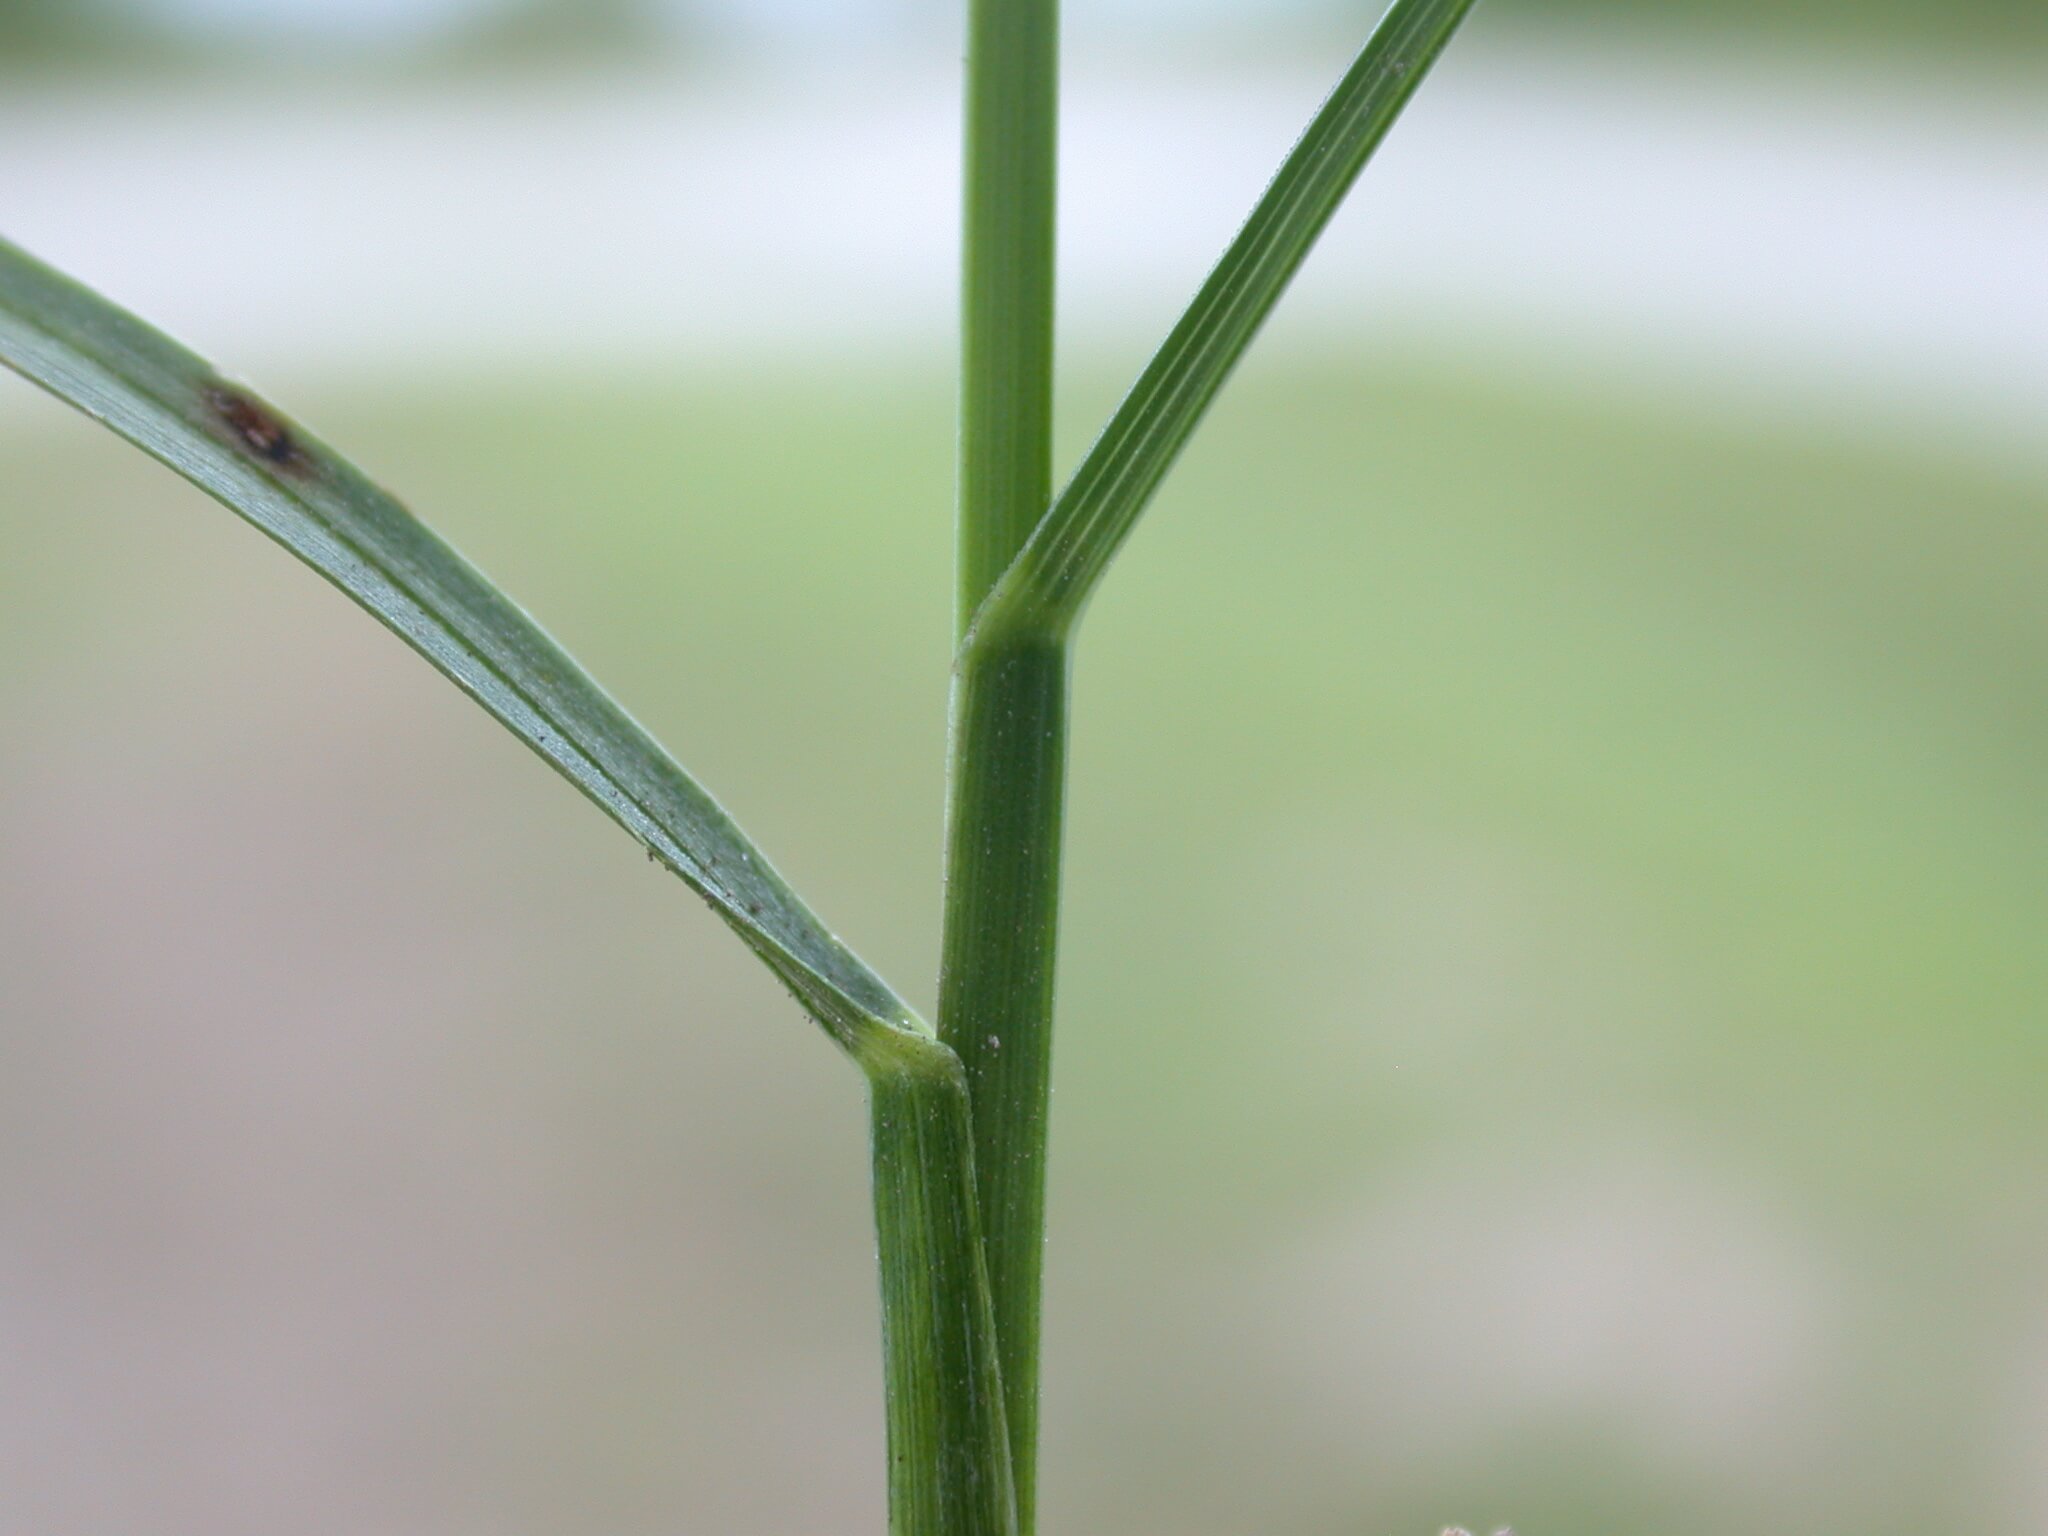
[[969, 0, 1480, 648], [0, 235, 924, 1058]]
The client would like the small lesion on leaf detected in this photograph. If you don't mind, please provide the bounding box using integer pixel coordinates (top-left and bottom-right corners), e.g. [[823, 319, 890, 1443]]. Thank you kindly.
[[203, 381, 311, 473]]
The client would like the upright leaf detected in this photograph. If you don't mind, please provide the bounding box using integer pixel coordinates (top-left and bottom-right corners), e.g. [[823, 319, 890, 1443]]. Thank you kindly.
[[968, 0, 1480, 647], [0, 235, 923, 1058]]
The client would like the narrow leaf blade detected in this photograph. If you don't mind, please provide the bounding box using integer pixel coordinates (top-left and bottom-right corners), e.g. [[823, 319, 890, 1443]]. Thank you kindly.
[[0, 235, 923, 1055], [971, 0, 1479, 644]]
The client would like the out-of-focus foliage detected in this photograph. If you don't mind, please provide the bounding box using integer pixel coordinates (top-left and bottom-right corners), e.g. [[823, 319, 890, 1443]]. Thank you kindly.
[[0, 0, 108, 49], [0, 0, 670, 64], [1496, 0, 2047, 47], [6, 0, 2046, 66]]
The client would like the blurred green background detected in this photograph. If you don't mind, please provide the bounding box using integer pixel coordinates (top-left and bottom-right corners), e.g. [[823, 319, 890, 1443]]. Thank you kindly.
[[3, 0, 2047, 63], [3, 2, 2046, 1534]]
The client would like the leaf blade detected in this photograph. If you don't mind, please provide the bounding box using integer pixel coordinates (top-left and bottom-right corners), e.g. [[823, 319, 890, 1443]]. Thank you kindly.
[[969, 0, 1479, 646], [0, 234, 923, 1056]]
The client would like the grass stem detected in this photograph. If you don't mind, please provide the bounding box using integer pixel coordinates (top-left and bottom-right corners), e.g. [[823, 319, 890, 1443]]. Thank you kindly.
[[867, 1037, 1018, 1536], [958, 0, 1060, 628], [944, 2, 1064, 1529], [937, 635, 1066, 1530]]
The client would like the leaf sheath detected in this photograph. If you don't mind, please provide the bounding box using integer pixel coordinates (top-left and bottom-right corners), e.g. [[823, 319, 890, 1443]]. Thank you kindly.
[[868, 1033, 1019, 1536], [934, 634, 1067, 1528]]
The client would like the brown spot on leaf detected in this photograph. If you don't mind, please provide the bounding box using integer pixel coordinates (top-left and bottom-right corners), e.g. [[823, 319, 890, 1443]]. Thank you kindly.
[[205, 384, 308, 471]]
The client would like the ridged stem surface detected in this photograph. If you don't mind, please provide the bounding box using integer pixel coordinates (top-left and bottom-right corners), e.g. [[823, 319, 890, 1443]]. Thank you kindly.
[[868, 1039, 1018, 1536], [943, 2, 1065, 1530], [936, 636, 1066, 1529]]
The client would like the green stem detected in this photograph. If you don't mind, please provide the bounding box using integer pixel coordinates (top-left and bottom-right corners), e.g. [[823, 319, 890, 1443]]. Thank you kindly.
[[959, 0, 1060, 621], [936, 635, 1067, 1531], [866, 1035, 1018, 1536], [947, 2, 1063, 1528]]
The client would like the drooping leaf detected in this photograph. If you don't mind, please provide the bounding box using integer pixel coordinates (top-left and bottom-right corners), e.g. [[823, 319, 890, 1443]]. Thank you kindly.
[[968, 0, 1480, 647], [0, 234, 924, 1059]]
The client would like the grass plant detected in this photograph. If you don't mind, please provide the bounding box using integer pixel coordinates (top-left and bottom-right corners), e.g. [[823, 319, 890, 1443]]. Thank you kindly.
[[0, 2, 1479, 1529]]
